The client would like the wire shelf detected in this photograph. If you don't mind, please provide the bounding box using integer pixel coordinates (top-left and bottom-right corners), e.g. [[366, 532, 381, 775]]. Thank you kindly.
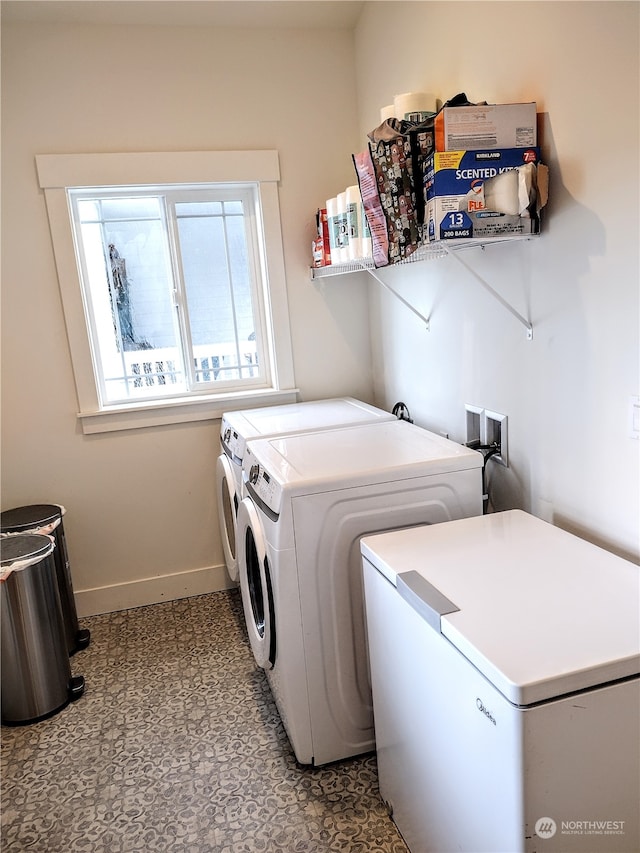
[[309, 234, 539, 280], [309, 234, 540, 338]]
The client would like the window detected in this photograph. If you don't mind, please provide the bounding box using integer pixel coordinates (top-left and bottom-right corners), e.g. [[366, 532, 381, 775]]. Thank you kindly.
[[37, 151, 297, 433], [70, 185, 268, 404]]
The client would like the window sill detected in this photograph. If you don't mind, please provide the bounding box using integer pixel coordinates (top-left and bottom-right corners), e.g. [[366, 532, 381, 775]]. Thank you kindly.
[[78, 388, 300, 434]]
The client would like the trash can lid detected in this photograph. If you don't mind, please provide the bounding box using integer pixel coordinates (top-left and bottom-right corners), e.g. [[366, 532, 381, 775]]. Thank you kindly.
[[0, 504, 62, 533], [1, 533, 55, 566]]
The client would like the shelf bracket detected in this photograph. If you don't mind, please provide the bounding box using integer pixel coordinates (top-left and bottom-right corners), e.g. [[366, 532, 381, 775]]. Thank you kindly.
[[442, 244, 533, 340], [359, 262, 431, 331]]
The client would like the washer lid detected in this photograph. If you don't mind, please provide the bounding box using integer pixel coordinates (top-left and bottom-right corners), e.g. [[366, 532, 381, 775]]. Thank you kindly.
[[246, 419, 483, 490], [361, 511, 640, 707], [223, 397, 394, 441]]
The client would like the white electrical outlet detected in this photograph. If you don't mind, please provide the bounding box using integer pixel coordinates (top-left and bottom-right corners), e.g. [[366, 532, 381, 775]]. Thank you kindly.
[[482, 410, 508, 467], [465, 404, 483, 448]]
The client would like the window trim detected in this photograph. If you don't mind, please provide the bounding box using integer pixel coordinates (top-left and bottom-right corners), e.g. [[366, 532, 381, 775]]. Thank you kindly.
[[37, 150, 297, 433]]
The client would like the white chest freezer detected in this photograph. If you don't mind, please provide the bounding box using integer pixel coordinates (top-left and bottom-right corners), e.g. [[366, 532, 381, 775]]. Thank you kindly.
[[361, 510, 640, 853]]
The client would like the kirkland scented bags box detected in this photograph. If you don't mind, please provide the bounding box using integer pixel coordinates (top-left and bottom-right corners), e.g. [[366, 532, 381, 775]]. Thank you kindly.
[[424, 148, 548, 241]]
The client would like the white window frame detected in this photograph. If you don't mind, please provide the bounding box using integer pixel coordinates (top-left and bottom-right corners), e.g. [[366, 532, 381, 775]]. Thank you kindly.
[[37, 151, 297, 434]]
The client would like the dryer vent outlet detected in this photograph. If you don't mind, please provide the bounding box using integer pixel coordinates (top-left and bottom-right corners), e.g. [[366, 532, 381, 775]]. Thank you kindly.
[[483, 410, 508, 467], [465, 405, 483, 448]]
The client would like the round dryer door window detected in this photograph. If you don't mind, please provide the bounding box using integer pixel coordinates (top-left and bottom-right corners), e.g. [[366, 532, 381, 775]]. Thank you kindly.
[[216, 454, 238, 581], [237, 497, 276, 670]]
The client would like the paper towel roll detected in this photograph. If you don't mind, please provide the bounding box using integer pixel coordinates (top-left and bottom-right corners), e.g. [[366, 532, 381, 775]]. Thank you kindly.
[[346, 185, 362, 260], [380, 104, 396, 122], [483, 170, 520, 216], [325, 197, 339, 265], [394, 92, 437, 122], [337, 191, 349, 263]]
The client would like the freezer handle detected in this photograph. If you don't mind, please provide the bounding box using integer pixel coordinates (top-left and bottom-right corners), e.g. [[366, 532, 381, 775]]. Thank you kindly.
[[396, 570, 460, 632]]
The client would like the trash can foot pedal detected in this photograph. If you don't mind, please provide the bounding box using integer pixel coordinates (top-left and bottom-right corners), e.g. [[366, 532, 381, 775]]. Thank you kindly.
[[72, 629, 91, 653], [69, 675, 85, 701]]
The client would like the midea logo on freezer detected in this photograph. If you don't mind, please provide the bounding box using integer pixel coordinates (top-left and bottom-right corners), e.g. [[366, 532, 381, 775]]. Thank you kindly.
[[476, 697, 497, 725]]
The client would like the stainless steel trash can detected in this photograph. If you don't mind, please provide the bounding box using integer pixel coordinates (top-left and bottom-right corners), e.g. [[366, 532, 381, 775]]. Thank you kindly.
[[1, 533, 85, 725], [0, 504, 90, 655]]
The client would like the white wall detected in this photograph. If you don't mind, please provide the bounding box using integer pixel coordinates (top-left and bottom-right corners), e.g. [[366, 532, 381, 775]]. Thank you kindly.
[[0, 19, 372, 613], [354, 1, 639, 560], [2, 2, 638, 619]]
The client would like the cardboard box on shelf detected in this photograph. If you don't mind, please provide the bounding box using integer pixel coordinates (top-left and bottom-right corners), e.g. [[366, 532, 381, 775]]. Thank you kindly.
[[424, 147, 547, 242], [427, 202, 539, 241], [313, 208, 332, 266], [435, 102, 537, 152]]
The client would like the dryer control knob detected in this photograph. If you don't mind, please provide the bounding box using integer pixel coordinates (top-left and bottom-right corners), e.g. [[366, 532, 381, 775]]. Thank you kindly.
[[249, 463, 260, 485]]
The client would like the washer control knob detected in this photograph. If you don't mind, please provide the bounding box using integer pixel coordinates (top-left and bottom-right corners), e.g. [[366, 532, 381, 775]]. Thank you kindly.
[[249, 463, 260, 485], [223, 427, 232, 444]]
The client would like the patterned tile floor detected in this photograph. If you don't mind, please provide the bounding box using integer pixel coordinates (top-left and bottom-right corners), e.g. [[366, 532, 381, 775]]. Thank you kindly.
[[1, 590, 409, 852]]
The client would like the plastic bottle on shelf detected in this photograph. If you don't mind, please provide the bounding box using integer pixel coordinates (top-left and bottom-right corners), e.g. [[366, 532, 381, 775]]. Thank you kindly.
[[346, 185, 362, 260], [361, 202, 372, 259], [337, 191, 349, 263]]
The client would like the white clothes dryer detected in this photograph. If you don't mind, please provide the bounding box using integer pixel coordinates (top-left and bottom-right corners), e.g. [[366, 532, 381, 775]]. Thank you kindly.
[[216, 398, 395, 581], [235, 419, 483, 766]]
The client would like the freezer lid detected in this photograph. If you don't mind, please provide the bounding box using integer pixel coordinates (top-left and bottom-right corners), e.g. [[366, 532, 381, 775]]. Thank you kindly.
[[246, 420, 483, 488], [362, 511, 640, 706]]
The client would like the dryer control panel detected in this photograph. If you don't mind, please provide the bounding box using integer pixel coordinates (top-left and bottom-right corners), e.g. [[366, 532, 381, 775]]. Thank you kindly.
[[245, 460, 282, 517]]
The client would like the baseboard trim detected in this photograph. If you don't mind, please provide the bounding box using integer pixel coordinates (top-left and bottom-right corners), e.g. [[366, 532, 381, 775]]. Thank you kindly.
[[75, 564, 235, 617]]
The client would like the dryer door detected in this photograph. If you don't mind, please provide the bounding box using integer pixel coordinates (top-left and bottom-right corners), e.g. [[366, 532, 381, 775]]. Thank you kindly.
[[216, 453, 239, 581], [237, 497, 276, 670]]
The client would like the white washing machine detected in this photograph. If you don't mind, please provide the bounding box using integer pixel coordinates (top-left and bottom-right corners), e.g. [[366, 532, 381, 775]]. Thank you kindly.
[[235, 419, 483, 766], [216, 398, 395, 581], [361, 511, 640, 853]]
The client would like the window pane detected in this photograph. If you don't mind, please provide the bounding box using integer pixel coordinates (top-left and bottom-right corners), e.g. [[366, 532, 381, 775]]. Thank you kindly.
[[176, 201, 260, 385], [77, 199, 101, 221], [99, 197, 162, 221], [77, 198, 186, 403], [223, 201, 243, 215], [175, 201, 223, 217]]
